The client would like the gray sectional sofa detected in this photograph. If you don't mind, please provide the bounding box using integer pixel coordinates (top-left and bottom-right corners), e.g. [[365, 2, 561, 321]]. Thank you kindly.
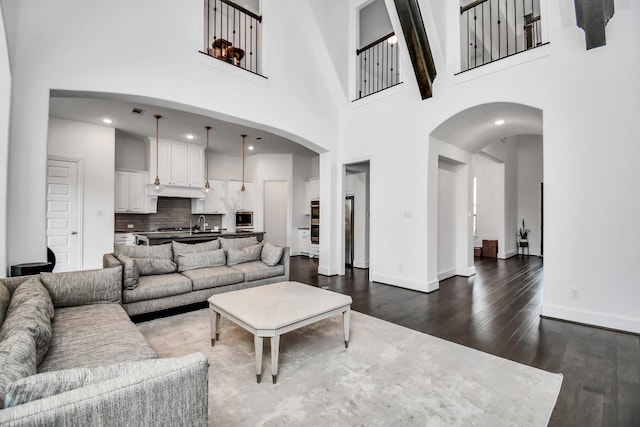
[[0, 267, 208, 426], [104, 236, 290, 316]]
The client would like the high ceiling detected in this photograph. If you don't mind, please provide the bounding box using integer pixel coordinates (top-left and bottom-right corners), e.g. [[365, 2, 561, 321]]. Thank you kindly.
[[431, 102, 542, 153], [49, 95, 318, 158]]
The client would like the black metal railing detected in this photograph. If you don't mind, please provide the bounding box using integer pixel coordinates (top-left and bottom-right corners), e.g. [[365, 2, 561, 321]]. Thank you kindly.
[[356, 32, 402, 100], [202, 0, 263, 76], [460, 0, 544, 72]]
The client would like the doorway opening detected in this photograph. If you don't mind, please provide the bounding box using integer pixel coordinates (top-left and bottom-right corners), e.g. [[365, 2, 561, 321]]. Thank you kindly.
[[344, 161, 370, 272], [264, 180, 290, 246]]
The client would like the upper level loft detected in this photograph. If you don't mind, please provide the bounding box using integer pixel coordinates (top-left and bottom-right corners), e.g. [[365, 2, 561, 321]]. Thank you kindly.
[[460, 0, 545, 72], [201, 0, 263, 76]]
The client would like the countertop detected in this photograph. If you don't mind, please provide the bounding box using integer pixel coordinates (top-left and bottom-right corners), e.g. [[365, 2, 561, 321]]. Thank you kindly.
[[134, 230, 265, 245]]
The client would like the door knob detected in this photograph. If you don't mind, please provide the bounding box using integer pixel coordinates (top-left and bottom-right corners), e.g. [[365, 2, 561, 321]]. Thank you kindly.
[[71, 231, 77, 235]]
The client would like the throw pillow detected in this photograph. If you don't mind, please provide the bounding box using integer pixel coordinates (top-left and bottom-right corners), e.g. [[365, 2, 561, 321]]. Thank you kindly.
[[6, 276, 54, 319], [0, 330, 37, 409], [114, 243, 173, 261], [226, 244, 263, 267], [0, 282, 12, 327], [134, 258, 177, 276], [219, 237, 259, 254], [116, 254, 139, 290], [261, 242, 284, 267], [40, 267, 122, 307], [177, 249, 226, 272], [0, 279, 54, 366], [172, 240, 220, 263]]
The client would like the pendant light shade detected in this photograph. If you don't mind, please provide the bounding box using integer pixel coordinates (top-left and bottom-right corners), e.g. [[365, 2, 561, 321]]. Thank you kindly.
[[152, 114, 164, 193], [202, 126, 212, 194]]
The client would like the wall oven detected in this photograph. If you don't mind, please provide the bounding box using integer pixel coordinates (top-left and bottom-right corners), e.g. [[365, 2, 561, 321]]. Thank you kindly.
[[310, 201, 319, 244], [235, 211, 254, 230]]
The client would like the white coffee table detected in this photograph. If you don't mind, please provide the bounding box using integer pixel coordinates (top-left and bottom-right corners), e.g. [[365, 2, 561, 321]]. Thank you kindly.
[[208, 281, 353, 384]]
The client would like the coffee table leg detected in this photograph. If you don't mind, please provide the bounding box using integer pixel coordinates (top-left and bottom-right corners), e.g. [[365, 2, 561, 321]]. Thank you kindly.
[[254, 335, 263, 383], [270, 335, 280, 384], [343, 309, 350, 349], [210, 309, 220, 346]]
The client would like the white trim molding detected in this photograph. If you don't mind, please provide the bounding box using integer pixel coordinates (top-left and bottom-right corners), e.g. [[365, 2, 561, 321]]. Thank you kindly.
[[542, 304, 640, 335], [373, 273, 440, 293]]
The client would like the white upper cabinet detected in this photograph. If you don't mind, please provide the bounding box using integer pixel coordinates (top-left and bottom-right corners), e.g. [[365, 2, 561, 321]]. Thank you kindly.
[[308, 178, 319, 201], [115, 171, 147, 213], [191, 179, 227, 214], [151, 139, 204, 187]]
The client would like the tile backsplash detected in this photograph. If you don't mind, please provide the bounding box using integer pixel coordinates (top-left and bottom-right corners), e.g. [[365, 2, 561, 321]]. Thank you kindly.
[[115, 197, 223, 231]]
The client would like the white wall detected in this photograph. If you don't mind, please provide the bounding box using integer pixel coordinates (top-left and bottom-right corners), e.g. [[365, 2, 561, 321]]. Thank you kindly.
[[47, 118, 115, 269], [438, 160, 457, 279], [0, 4, 10, 276], [209, 153, 242, 181], [474, 154, 505, 257], [516, 135, 543, 256], [359, 0, 393, 47], [114, 131, 147, 171]]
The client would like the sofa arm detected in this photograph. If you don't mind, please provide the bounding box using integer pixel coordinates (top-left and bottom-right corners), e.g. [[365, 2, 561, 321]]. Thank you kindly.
[[103, 253, 121, 269], [0, 353, 209, 426], [280, 246, 290, 281]]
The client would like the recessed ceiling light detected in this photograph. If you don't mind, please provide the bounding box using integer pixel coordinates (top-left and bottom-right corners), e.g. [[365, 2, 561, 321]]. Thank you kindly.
[[102, 118, 113, 124], [248, 146, 254, 151], [186, 134, 195, 140], [494, 119, 506, 126]]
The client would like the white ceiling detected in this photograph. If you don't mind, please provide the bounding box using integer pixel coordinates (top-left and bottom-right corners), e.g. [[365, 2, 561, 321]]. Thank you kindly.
[[431, 102, 542, 153], [49, 95, 318, 158]]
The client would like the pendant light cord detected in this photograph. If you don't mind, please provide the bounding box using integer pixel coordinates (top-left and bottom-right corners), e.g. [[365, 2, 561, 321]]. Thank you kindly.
[[241, 134, 246, 192], [154, 114, 162, 186]]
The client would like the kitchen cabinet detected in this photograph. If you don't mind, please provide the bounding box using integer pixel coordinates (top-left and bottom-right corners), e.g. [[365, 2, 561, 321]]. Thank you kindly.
[[115, 171, 146, 213], [298, 229, 310, 255], [191, 179, 227, 214], [152, 139, 204, 187], [308, 178, 319, 201], [227, 180, 254, 212], [114, 232, 135, 245]]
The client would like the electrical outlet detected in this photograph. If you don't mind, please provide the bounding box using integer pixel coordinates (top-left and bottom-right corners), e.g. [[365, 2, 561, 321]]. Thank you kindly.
[[404, 211, 413, 219], [398, 264, 404, 273], [570, 288, 580, 300], [127, 224, 134, 229]]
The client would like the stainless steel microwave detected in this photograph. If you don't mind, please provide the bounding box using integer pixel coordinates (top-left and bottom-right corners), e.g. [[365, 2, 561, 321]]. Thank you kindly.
[[235, 211, 253, 229]]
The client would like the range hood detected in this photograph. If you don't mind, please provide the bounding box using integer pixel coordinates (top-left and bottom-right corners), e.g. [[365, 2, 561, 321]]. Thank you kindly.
[[146, 184, 207, 199]]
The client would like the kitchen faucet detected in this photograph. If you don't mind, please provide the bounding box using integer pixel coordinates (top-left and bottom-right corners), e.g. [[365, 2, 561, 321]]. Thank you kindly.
[[197, 215, 206, 232]]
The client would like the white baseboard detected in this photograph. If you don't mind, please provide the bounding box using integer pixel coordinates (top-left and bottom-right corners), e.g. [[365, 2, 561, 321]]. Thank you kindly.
[[318, 265, 339, 276], [542, 303, 640, 334], [437, 269, 456, 281], [372, 273, 440, 293], [353, 259, 369, 269], [457, 266, 475, 277], [504, 250, 517, 259]]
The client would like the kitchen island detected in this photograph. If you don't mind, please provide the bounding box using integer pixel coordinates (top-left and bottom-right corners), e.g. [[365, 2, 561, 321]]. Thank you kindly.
[[134, 230, 264, 246]]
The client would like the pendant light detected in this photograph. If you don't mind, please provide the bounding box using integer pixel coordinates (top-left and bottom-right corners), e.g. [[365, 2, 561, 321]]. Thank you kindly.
[[240, 134, 247, 193], [152, 114, 164, 193], [202, 126, 212, 193]]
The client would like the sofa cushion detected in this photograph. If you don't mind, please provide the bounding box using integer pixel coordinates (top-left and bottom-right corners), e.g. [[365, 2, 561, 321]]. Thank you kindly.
[[226, 244, 263, 267], [172, 240, 220, 263], [261, 242, 285, 266], [123, 273, 192, 304], [0, 282, 11, 327], [219, 236, 259, 254], [181, 267, 244, 291], [116, 254, 139, 290], [134, 258, 177, 276], [40, 267, 122, 307], [0, 330, 37, 409], [114, 242, 173, 261], [0, 277, 54, 365], [38, 304, 156, 373], [231, 261, 286, 282], [177, 249, 226, 272]]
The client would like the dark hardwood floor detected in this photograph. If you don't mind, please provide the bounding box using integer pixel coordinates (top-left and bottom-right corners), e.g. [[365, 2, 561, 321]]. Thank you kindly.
[[290, 255, 640, 427]]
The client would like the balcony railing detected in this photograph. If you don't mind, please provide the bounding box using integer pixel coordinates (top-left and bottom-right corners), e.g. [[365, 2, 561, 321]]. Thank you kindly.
[[460, 0, 544, 72], [356, 32, 402, 100], [201, 0, 263, 76]]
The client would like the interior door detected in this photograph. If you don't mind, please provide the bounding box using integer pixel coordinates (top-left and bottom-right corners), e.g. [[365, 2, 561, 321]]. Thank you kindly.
[[345, 196, 354, 266], [46, 158, 81, 271], [264, 181, 289, 246]]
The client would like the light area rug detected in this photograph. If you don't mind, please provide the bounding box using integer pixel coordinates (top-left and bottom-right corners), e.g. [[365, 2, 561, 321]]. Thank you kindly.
[[138, 308, 562, 426]]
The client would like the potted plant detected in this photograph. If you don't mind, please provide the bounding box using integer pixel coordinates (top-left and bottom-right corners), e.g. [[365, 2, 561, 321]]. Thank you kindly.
[[518, 219, 531, 242]]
